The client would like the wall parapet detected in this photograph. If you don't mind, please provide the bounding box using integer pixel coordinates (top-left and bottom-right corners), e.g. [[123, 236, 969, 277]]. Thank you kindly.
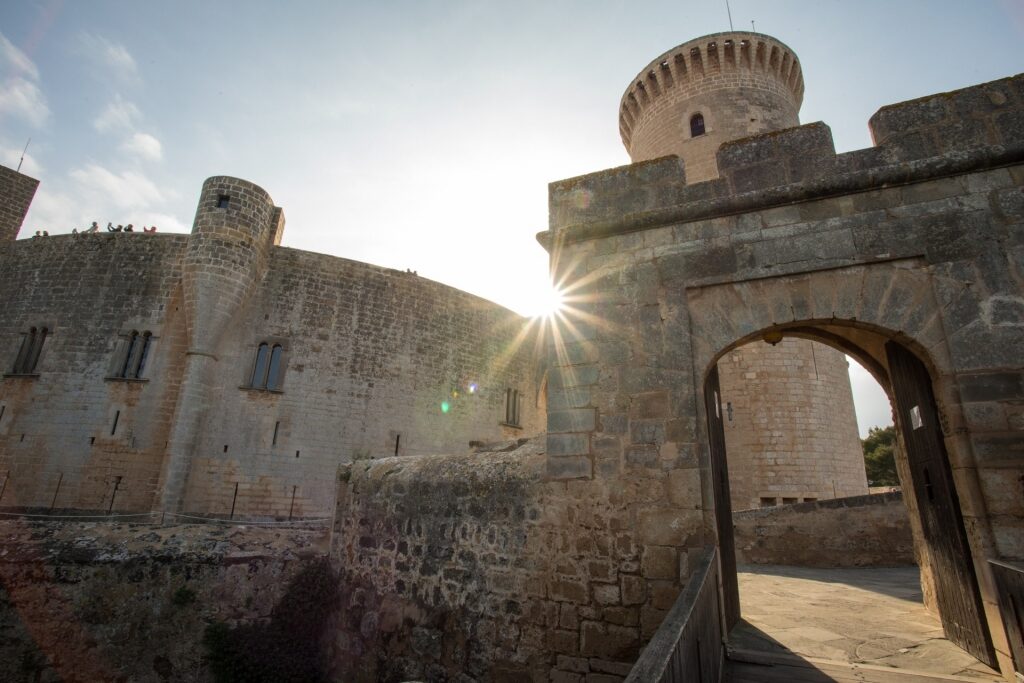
[[544, 74, 1024, 246]]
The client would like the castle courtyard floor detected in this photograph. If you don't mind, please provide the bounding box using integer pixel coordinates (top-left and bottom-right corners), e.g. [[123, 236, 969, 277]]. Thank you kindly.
[[730, 565, 1003, 680]]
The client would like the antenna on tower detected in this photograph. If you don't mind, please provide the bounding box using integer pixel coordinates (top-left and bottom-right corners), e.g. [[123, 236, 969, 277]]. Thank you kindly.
[[751, 20, 756, 32], [16, 138, 30, 173], [725, 0, 734, 31]]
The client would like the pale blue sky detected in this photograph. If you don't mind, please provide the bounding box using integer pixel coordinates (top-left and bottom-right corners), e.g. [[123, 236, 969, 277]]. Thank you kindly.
[[2, 1, 1022, 434]]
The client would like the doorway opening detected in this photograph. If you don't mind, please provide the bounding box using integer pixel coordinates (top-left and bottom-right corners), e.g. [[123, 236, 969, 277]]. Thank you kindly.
[[704, 325, 998, 677]]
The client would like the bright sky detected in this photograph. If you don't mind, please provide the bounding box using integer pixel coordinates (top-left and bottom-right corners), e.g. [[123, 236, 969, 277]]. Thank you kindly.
[[2, 1, 1022, 436]]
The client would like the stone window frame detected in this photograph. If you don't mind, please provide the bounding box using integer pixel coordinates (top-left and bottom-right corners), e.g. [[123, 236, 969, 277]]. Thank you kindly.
[[689, 112, 707, 138], [501, 387, 522, 428], [242, 338, 288, 393], [107, 329, 155, 382], [5, 324, 52, 377]]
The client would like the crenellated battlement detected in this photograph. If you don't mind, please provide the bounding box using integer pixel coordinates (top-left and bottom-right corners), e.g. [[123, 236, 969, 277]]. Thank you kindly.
[[546, 73, 1024, 241], [619, 32, 804, 154]]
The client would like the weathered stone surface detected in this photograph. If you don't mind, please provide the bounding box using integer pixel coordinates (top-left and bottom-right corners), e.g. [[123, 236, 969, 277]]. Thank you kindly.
[[0, 521, 328, 683], [733, 493, 915, 567]]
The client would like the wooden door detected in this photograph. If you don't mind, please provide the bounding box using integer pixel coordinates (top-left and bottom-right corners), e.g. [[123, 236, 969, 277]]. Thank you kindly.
[[886, 342, 996, 666], [705, 365, 741, 630]]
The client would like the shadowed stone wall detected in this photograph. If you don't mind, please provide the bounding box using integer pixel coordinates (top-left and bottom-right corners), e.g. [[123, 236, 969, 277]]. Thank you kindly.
[[0, 520, 327, 683], [0, 165, 38, 242]]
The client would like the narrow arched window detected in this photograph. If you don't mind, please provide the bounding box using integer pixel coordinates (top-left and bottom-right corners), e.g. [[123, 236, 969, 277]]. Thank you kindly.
[[12, 327, 36, 374], [135, 332, 152, 378], [12, 326, 47, 375], [111, 330, 153, 379], [690, 113, 705, 137], [250, 343, 270, 388], [266, 344, 284, 390], [120, 331, 139, 378]]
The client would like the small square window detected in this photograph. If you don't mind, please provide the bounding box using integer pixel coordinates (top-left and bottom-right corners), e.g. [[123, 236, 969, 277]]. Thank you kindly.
[[216, 194, 230, 209], [759, 497, 777, 508], [782, 497, 798, 505]]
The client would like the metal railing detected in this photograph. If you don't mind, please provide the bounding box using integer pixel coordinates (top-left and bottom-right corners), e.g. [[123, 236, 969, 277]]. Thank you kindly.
[[990, 559, 1024, 678], [625, 546, 724, 683]]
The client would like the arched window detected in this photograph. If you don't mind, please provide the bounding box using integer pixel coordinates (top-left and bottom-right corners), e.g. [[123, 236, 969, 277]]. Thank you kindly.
[[11, 326, 47, 375], [112, 330, 153, 379], [690, 113, 706, 137], [266, 344, 284, 391], [250, 343, 270, 387], [248, 342, 286, 391]]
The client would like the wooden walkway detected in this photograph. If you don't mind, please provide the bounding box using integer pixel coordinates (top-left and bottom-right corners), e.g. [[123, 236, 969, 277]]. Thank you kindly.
[[725, 647, 1002, 682]]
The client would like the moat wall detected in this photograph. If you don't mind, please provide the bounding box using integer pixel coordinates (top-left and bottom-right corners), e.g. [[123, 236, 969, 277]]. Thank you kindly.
[[0, 520, 328, 683]]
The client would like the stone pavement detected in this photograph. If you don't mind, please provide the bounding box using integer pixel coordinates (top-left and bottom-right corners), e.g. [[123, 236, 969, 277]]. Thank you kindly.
[[731, 565, 1002, 680]]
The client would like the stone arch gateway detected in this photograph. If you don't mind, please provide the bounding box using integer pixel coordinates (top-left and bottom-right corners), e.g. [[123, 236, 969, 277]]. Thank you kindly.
[[540, 71, 1024, 675], [697, 302, 996, 664]]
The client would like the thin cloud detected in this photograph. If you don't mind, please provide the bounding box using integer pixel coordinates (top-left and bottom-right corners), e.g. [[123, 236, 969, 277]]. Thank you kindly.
[[78, 32, 139, 83], [121, 132, 163, 161], [70, 163, 163, 210], [0, 33, 39, 80], [0, 32, 49, 127], [94, 95, 141, 132], [0, 78, 49, 127]]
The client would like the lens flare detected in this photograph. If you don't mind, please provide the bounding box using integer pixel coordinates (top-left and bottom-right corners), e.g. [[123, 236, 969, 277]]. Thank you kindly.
[[538, 284, 566, 319], [441, 401, 450, 413], [468, 382, 478, 393]]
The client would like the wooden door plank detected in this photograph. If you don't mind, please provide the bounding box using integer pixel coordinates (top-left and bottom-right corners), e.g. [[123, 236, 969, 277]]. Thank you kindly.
[[885, 342, 996, 667], [705, 365, 741, 629]]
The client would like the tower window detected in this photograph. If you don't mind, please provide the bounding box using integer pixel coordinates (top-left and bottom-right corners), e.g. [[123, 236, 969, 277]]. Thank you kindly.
[[503, 388, 522, 428], [216, 194, 230, 209], [247, 342, 286, 391], [111, 330, 153, 379], [10, 326, 47, 375], [690, 113, 706, 137]]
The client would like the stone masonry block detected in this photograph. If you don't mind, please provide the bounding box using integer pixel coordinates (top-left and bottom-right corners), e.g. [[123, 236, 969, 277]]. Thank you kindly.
[[638, 508, 701, 546], [620, 575, 646, 606], [641, 545, 677, 579], [546, 455, 593, 480], [629, 391, 670, 419], [547, 433, 591, 457], [580, 621, 640, 659], [548, 408, 597, 434]]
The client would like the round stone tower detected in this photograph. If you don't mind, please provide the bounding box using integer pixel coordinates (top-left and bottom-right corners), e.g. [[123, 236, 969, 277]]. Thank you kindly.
[[619, 32, 867, 509], [619, 32, 804, 182]]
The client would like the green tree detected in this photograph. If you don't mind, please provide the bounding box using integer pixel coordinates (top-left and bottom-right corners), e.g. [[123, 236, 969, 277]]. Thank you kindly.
[[862, 425, 899, 487]]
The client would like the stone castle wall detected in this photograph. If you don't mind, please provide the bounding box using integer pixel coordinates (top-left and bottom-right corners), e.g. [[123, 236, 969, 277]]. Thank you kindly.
[[181, 246, 545, 520], [0, 209, 545, 519], [0, 165, 38, 242], [718, 338, 868, 510], [544, 73, 1024, 672], [0, 234, 190, 513], [733, 492, 915, 567]]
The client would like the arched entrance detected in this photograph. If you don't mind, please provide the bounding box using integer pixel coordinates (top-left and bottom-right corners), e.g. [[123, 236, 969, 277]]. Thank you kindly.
[[701, 321, 997, 667]]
